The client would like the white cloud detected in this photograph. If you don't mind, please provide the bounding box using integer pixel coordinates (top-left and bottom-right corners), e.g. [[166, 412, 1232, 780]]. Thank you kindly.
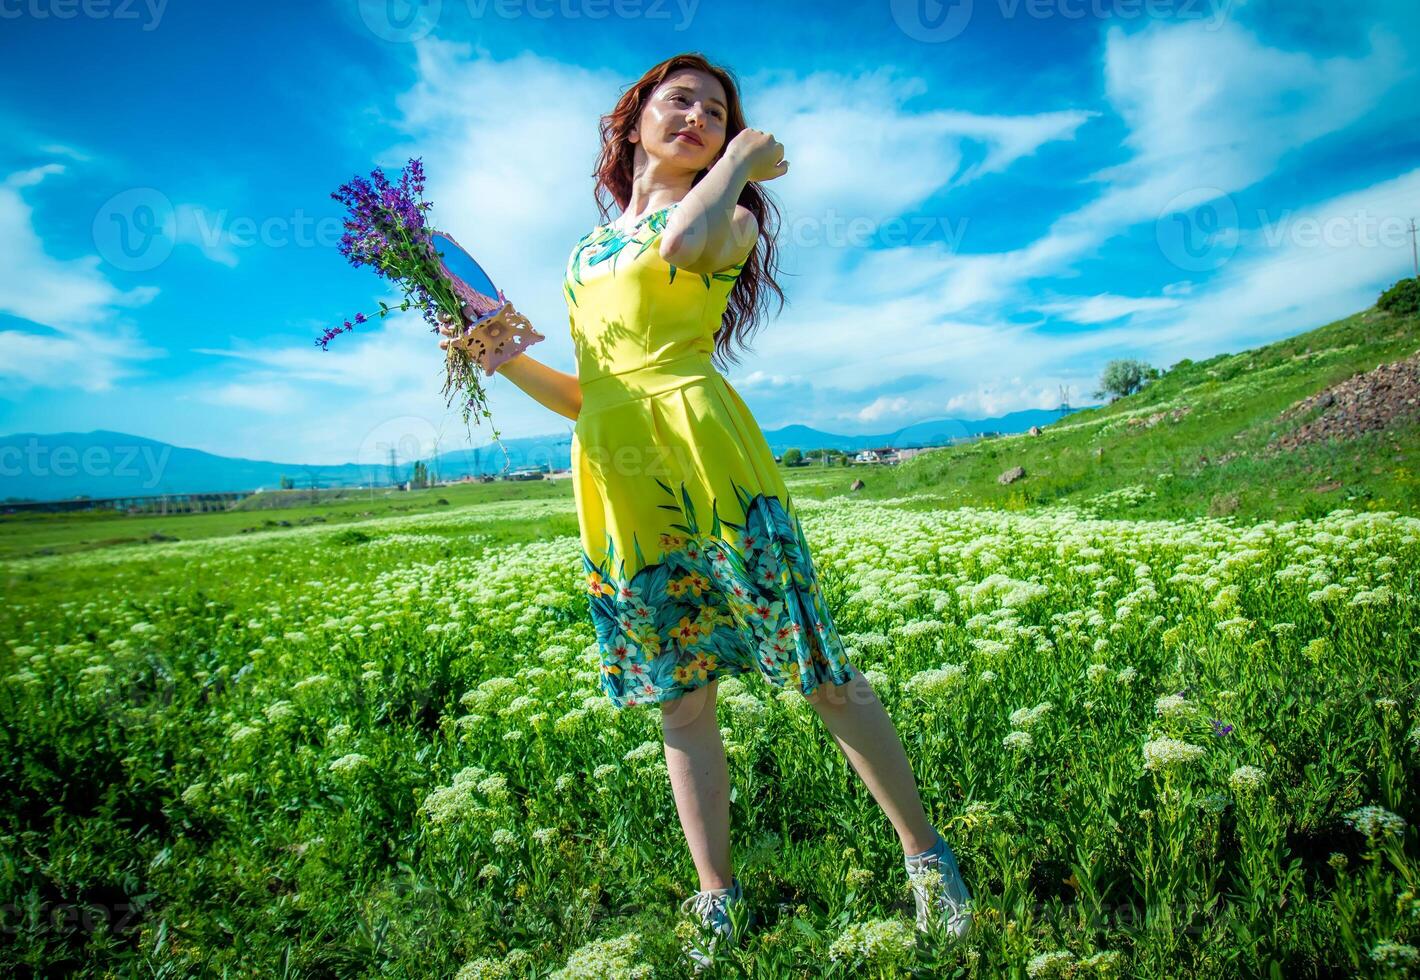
[[169, 204, 241, 267], [0, 327, 152, 393], [752, 66, 1094, 219], [188, 301, 572, 466], [904, 16, 1410, 323], [852, 395, 913, 423], [385, 40, 625, 306], [1083, 17, 1407, 228], [38, 143, 92, 162], [735, 369, 802, 388], [1036, 294, 1185, 324], [0, 166, 160, 326], [0, 165, 163, 394], [192, 299, 449, 393], [1092, 166, 1420, 361], [737, 14, 1413, 424], [200, 381, 305, 414], [942, 381, 1072, 419]]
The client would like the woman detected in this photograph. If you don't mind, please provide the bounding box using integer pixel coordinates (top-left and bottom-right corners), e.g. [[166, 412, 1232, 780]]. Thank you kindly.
[[440, 52, 973, 970]]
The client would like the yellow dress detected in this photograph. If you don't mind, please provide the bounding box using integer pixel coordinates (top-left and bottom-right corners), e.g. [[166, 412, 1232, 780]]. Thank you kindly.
[[565, 201, 857, 709]]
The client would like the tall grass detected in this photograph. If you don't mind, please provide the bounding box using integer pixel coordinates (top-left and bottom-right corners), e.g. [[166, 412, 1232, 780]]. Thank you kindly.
[[2, 492, 1417, 977]]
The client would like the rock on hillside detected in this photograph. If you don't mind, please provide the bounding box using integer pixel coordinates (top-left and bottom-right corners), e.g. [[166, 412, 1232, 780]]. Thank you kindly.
[[1265, 349, 1420, 454]]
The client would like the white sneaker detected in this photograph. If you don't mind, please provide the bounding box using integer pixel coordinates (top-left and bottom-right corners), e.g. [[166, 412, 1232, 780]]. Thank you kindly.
[[904, 835, 973, 940], [679, 875, 744, 972]]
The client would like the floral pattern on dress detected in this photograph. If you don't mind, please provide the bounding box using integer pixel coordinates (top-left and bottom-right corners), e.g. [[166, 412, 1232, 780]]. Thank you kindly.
[[581, 474, 856, 708], [563, 202, 746, 311]]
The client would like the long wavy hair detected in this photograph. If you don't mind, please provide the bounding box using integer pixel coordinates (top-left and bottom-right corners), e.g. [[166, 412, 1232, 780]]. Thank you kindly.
[[592, 53, 785, 373]]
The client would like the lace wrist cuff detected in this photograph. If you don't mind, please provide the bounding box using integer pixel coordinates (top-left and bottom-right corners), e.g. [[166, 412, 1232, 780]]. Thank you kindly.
[[460, 299, 545, 376]]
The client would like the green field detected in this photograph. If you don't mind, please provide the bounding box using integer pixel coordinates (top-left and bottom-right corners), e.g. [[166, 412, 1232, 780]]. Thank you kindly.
[[2, 305, 1418, 977]]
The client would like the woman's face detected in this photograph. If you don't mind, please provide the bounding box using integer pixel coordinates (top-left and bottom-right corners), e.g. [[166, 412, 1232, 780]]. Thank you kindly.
[[633, 69, 729, 171]]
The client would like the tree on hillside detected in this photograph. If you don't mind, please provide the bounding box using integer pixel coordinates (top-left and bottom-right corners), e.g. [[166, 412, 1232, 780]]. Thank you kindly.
[[1093, 358, 1159, 402], [781, 448, 802, 467], [1378, 277, 1419, 315]]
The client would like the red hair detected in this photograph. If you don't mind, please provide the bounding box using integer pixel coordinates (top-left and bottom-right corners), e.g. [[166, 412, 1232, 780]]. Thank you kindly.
[[592, 52, 785, 372]]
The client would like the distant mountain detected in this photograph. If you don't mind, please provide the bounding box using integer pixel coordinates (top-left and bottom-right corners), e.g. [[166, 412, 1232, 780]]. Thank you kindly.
[[760, 407, 1090, 454], [0, 429, 593, 503], [1, 406, 1093, 503], [0, 430, 386, 503]]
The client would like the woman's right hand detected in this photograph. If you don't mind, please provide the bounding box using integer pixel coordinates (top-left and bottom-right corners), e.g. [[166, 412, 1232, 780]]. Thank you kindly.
[[726, 127, 789, 183]]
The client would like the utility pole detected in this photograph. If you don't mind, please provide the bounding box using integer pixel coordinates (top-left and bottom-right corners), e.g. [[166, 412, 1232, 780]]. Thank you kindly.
[[1409, 219, 1418, 279], [387, 447, 398, 490]]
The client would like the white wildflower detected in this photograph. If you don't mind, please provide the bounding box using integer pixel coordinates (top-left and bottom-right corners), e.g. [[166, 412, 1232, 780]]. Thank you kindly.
[[329, 753, 371, 776], [1142, 737, 1205, 772], [1344, 805, 1406, 840]]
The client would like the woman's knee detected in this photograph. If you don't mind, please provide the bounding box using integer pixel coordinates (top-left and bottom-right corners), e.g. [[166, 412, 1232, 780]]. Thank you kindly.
[[803, 667, 863, 710], [659, 677, 719, 730]]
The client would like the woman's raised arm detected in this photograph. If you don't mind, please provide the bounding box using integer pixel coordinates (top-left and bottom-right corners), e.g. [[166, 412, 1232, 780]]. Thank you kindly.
[[438, 314, 582, 422], [660, 127, 785, 275]]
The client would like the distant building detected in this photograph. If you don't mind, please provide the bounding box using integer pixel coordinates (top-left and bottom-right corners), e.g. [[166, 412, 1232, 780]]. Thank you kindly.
[[847, 445, 946, 464]]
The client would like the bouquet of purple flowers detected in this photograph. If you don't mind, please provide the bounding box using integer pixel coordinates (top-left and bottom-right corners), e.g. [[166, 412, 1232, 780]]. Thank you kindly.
[[317, 157, 544, 431]]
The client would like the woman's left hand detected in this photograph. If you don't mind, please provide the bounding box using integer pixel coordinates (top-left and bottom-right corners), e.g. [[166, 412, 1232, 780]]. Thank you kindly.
[[437, 311, 468, 352]]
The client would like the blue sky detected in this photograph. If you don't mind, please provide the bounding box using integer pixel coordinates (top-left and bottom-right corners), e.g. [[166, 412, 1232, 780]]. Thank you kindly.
[[1, 0, 1417, 467]]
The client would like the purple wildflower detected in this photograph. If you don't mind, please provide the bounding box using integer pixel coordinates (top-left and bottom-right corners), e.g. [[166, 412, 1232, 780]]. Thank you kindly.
[[316, 321, 347, 350], [1210, 718, 1234, 737], [317, 157, 497, 428]]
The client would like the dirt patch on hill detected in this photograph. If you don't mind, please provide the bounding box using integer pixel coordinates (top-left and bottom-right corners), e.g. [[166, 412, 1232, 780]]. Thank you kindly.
[[1263, 349, 1420, 455]]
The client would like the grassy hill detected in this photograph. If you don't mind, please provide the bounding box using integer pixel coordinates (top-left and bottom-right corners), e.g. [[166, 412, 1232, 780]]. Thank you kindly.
[[858, 303, 1420, 522]]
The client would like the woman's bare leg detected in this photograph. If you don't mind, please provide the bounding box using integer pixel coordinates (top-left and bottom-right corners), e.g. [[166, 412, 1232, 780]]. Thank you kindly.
[[802, 666, 941, 856], [660, 677, 734, 891]]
